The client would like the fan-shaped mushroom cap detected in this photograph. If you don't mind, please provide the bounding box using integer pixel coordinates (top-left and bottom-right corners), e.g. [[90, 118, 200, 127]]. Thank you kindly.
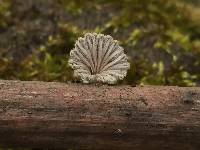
[[68, 33, 130, 84]]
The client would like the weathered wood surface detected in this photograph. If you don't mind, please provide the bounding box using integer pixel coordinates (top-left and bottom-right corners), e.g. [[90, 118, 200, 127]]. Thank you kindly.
[[0, 80, 200, 150]]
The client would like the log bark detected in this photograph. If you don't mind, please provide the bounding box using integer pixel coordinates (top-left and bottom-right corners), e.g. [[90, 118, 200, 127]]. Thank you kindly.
[[0, 80, 200, 150]]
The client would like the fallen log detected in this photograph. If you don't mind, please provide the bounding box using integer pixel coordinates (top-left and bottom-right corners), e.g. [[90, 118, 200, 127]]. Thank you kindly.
[[0, 80, 200, 150]]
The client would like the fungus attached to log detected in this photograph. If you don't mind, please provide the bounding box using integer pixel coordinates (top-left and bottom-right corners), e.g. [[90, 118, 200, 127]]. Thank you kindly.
[[68, 33, 130, 84]]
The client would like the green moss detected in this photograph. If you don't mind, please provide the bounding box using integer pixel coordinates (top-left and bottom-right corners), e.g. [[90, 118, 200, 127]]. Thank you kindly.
[[0, 0, 11, 28], [0, 0, 199, 86]]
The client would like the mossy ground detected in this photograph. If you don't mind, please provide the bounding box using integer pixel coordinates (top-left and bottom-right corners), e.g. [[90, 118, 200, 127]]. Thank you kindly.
[[0, 0, 200, 87]]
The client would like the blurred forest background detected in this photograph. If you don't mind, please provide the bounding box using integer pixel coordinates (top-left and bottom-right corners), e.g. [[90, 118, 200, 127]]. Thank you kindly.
[[0, 0, 200, 86]]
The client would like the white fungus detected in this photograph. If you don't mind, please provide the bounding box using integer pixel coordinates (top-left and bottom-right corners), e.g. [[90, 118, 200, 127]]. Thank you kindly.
[[68, 33, 130, 84]]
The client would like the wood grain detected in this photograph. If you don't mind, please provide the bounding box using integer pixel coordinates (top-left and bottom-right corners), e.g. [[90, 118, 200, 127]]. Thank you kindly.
[[0, 80, 200, 150]]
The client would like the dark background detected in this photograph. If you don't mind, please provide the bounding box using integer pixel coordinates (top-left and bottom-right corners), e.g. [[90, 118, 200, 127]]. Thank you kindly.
[[0, 0, 200, 86]]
